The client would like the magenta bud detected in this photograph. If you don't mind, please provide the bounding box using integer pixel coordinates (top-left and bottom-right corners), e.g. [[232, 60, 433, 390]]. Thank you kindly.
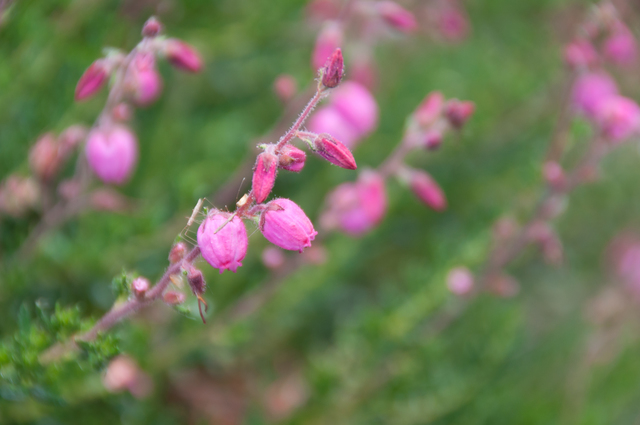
[[321, 48, 344, 89], [437, 4, 469, 42], [29, 133, 60, 181], [184, 264, 206, 296], [423, 130, 443, 150], [377, 1, 418, 33], [132, 277, 150, 299], [444, 99, 475, 129], [163, 290, 186, 305], [75, 60, 108, 101], [142, 16, 163, 37], [278, 144, 306, 172], [273, 74, 297, 103], [415, 91, 444, 127], [571, 72, 619, 118], [408, 169, 447, 211], [486, 273, 519, 298], [312, 134, 357, 170], [260, 198, 318, 252], [126, 53, 163, 106], [252, 152, 278, 203], [604, 23, 637, 66], [163, 38, 203, 73], [85, 125, 138, 185], [594, 95, 640, 143], [169, 242, 188, 264], [564, 40, 598, 68], [197, 211, 248, 273], [312, 21, 343, 70], [542, 161, 566, 190], [446, 267, 474, 296]]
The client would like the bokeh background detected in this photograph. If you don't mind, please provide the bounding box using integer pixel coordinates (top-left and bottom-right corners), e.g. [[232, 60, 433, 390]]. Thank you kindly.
[[2, 0, 640, 423]]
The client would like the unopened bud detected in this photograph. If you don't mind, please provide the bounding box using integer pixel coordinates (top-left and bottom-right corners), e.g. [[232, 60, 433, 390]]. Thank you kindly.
[[444, 99, 475, 129], [312, 134, 357, 170], [542, 161, 566, 190], [273, 74, 297, 102], [29, 133, 60, 181], [415, 91, 444, 127], [423, 130, 443, 150], [75, 60, 109, 101], [321, 48, 344, 89], [169, 242, 187, 264], [260, 198, 317, 252], [446, 267, 474, 295], [184, 264, 206, 296], [142, 16, 163, 37], [377, 1, 417, 33], [252, 152, 278, 203], [162, 39, 203, 73], [132, 277, 150, 298], [278, 144, 306, 172], [126, 53, 162, 106], [163, 290, 185, 305], [0, 175, 39, 217], [407, 169, 447, 211]]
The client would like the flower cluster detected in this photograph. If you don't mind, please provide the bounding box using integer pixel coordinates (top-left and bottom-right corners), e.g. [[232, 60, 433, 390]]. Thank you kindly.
[[321, 91, 475, 236]]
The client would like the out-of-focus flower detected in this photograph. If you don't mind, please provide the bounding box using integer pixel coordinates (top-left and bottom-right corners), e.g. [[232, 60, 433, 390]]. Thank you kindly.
[[312, 21, 343, 70], [85, 125, 139, 185], [197, 211, 248, 273], [103, 355, 153, 399], [407, 169, 447, 211], [377, 1, 417, 33], [29, 133, 61, 181], [162, 38, 203, 72], [75, 59, 109, 101], [262, 246, 286, 269], [571, 72, 618, 118], [0, 175, 40, 217], [564, 39, 598, 68], [126, 52, 163, 106], [603, 23, 637, 66], [446, 267, 474, 295], [594, 95, 640, 143], [273, 74, 297, 103]]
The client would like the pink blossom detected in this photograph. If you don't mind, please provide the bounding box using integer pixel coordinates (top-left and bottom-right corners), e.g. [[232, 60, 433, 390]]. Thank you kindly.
[[132, 277, 150, 298], [571, 72, 618, 118], [604, 23, 637, 66], [308, 107, 360, 148], [168, 242, 187, 264], [594, 95, 640, 143], [163, 39, 203, 72], [197, 212, 248, 273], [85, 125, 138, 185], [29, 133, 60, 181], [408, 169, 447, 211], [278, 144, 306, 172], [444, 99, 475, 129], [415, 91, 444, 127], [446, 267, 474, 295], [320, 48, 344, 89], [142, 16, 163, 37], [312, 134, 357, 170], [273, 74, 297, 103], [312, 21, 343, 70], [321, 170, 387, 236], [330, 81, 379, 136], [564, 40, 598, 68], [75, 60, 108, 101], [438, 4, 469, 41], [126, 52, 163, 106], [377, 1, 417, 33], [252, 152, 278, 203], [260, 198, 317, 252]]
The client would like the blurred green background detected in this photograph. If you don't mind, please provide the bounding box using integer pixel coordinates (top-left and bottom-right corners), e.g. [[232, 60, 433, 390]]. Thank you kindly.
[[2, 0, 640, 423]]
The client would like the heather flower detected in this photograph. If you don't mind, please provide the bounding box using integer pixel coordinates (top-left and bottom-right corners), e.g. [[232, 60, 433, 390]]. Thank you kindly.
[[29, 133, 60, 181], [162, 38, 203, 72], [320, 48, 344, 89], [446, 267, 474, 295], [564, 39, 598, 68], [278, 144, 306, 172], [308, 107, 360, 148], [437, 4, 469, 41], [594, 95, 640, 143], [571, 72, 618, 118], [131, 277, 150, 299], [444, 99, 475, 129], [85, 125, 138, 185], [415, 91, 444, 127], [260, 198, 317, 252], [603, 23, 637, 66], [126, 52, 163, 106], [311, 134, 357, 170], [75, 60, 109, 101], [252, 152, 278, 203], [197, 211, 248, 273], [377, 1, 417, 33], [408, 169, 447, 211]]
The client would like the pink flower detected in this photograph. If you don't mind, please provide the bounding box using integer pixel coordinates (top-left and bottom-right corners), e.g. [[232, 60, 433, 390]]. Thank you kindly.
[[85, 125, 138, 185], [321, 170, 386, 236], [163, 39, 203, 72], [197, 211, 248, 273], [29, 133, 60, 181], [408, 169, 447, 211], [444, 99, 475, 129], [320, 48, 344, 89], [308, 107, 360, 148], [447, 267, 474, 295], [438, 4, 469, 41], [132, 277, 150, 298], [252, 152, 278, 203], [377, 1, 417, 33], [415, 91, 444, 127], [594, 95, 640, 143], [604, 23, 637, 66], [312, 21, 343, 70], [75, 60, 109, 101], [126, 53, 163, 106], [564, 40, 598, 68], [571, 72, 618, 118], [312, 134, 357, 170], [260, 198, 317, 252], [278, 144, 306, 172]]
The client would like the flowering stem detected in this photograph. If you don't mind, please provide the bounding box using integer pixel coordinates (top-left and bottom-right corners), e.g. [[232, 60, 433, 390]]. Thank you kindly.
[[275, 86, 325, 152]]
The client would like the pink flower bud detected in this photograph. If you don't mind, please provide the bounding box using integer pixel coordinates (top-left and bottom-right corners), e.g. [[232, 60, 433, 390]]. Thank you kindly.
[[58, 125, 88, 153], [252, 152, 278, 203], [75, 60, 108, 101], [273, 74, 297, 103], [604, 23, 637, 66], [321, 48, 344, 89], [415, 91, 444, 127], [169, 242, 187, 264], [85, 125, 138, 185], [308, 107, 360, 148], [184, 264, 206, 296], [423, 130, 443, 150], [377, 1, 417, 33], [437, 4, 469, 42], [104, 355, 153, 399], [126, 52, 163, 106], [444, 99, 475, 129], [132, 277, 150, 298], [330, 81, 379, 136], [260, 198, 317, 252], [29, 133, 60, 181], [278, 144, 306, 172], [163, 290, 186, 305], [262, 246, 285, 269], [142, 16, 163, 37], [197, 211, 248, 273], [312, 21, 343, 70], [594, 95, 640, 143], [163, 38, 203, 73], [312, 134, 357, 170], [571, 72, 618, 118], [542, 161, 566, 190], [112, 103, 133, 121], [446, 267, 474, 295], [564, 40, 598, 68], [321, 170, 386, 236], [408, 169, 447, 211]]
